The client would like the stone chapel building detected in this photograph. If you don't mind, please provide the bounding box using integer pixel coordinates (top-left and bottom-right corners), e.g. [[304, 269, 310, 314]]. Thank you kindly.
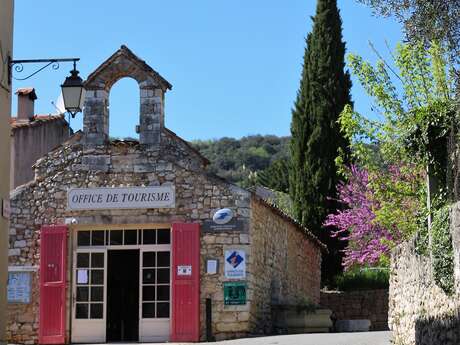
[[7, 46, 325, 344]]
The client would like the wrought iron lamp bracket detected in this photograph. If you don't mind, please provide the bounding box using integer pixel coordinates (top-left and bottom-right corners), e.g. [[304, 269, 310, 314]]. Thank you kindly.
[[8, 57, 80, 84]]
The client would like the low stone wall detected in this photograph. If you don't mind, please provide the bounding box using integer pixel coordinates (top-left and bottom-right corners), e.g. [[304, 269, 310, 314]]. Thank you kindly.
[[320, 289, 388, 331], [389, 239, 460, 345]]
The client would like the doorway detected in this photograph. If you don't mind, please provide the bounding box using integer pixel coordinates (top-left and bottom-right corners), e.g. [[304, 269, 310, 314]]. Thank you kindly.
[[107, 250, 140, 342]]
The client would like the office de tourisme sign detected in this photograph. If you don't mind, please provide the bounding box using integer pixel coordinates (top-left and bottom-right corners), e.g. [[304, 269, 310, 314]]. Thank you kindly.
[[67, 186, 175, 210]]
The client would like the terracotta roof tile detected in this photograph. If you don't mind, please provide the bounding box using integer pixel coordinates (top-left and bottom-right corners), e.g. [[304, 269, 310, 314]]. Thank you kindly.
[[11, 114, 68, 129]]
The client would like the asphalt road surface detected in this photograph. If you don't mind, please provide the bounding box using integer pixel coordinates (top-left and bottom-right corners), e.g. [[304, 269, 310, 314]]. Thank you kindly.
[[162, 331, 392, 345]]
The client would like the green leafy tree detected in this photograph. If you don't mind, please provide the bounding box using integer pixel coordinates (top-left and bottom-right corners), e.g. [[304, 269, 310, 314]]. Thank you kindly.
[[289, 0, 352, 283], [357, 1, 460, 59], [192, 135, 290, 187], [334, 42, 456, 274]]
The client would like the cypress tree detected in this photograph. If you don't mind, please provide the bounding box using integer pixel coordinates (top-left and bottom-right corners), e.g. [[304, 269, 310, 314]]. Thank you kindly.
[[289, 0, 352, 284], [258, 159, 290, 193]]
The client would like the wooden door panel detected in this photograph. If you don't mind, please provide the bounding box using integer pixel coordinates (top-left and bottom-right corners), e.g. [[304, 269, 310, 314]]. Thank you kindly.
[[39, 225, 67, 344], [171, 223, 200, 342]]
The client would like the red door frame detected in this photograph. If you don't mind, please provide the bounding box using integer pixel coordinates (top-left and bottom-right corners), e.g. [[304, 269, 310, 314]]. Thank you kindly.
[[39, 225, 68, 344], [171, 223, 200, 342]]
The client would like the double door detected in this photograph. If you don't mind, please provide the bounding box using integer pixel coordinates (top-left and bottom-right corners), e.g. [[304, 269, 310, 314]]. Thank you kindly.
[[71, 230, 171, 343]]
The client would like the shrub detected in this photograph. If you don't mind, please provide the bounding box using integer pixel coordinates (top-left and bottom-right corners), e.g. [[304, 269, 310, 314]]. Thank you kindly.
[[333, 268, 389, 291], [431, 205, 455, 294]]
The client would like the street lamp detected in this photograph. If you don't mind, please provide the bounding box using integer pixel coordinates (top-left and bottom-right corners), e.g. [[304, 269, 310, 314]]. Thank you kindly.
[[8, 57, 86, 118], [61, 61, 86, 118]]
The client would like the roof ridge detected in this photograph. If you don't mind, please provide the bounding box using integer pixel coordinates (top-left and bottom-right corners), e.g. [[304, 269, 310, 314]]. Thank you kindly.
[[11, 114, 67, 129], [252, 194, 328, 252]]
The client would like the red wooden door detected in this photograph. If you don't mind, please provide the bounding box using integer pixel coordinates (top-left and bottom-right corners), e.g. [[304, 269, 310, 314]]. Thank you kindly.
[[171, 223, 200, 342], [39, 225, 68, 344]]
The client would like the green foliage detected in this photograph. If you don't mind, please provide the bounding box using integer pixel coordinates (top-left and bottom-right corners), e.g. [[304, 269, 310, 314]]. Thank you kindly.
[[357, 0, 460, 61], [431, 204, 455, 295], [290, 0, 352, 230], [265, 191, 295, 218], [343, 42, 454, 169], [337, 42, 456, 243], [333, 267, 389, 291], [340, 41, 457, 291], [296, 297, 319, 314], [257, 159, 290, 193], [289, 0, 352, 284], [192, 135, 289, 188]]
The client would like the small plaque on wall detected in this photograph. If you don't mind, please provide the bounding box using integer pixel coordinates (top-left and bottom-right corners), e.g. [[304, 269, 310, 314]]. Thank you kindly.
[[202, 219, 248, 233], [177, 265, 192, 276], [206, 259, 218, 274], [224, 250, 246, 279], [7, 271, 31, 304], [223, 282, 246, 305]]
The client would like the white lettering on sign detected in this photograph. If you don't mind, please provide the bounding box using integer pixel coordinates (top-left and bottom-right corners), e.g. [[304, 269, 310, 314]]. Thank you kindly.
[[68, 186, 175, 210], [177, 265, 192, 276]]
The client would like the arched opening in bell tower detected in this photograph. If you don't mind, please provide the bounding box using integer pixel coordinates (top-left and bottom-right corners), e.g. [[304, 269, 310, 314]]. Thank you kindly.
[[108, 77, 140, 141]]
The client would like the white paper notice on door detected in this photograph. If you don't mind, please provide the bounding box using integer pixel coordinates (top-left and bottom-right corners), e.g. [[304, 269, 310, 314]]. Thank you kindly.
[[77, 270, 88, 284], [177, 265, 192, 276]]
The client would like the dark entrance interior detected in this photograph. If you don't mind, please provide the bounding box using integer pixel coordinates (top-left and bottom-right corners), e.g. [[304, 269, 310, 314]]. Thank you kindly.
[[107, 250, 139, 342]]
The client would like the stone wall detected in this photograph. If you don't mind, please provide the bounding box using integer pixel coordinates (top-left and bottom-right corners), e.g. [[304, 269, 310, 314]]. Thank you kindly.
[[389, 238, 460, 345], [320, 289, 389, 331], [249, 197, 323, 335]]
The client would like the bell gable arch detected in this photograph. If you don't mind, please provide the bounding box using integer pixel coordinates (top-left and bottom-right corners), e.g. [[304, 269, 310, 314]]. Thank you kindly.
[[83, 45, 172, 147]]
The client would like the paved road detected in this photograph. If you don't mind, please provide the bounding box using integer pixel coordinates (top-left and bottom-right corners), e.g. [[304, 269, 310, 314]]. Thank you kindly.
[[165, 331, 392, 345]]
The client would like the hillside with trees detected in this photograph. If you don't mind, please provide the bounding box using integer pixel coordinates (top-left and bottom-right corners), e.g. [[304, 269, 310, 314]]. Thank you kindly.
[[192, 135, 290, 190]]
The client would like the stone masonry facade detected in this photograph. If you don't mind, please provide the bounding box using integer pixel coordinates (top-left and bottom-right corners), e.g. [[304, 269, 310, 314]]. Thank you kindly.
[[7, 46, 323, 343], [7, 131, 254, 343], [249, 197, 323, 335]]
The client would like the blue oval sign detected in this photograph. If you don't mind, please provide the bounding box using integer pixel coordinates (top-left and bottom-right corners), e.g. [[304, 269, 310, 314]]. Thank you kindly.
[[213, 208, 234, 225]]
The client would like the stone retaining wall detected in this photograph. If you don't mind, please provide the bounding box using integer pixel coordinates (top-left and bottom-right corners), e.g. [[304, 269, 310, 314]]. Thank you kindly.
[[320, 289, 389, 331], [389, 239, 460, 345]]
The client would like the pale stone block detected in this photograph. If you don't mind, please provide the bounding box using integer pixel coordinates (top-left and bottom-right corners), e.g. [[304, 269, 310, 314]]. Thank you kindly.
[[14, 240, 27, 248], [9, 248, 21, 256]]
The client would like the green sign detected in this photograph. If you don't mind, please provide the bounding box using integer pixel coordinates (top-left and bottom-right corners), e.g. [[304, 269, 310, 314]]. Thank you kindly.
[[223, 282, 246, 305]]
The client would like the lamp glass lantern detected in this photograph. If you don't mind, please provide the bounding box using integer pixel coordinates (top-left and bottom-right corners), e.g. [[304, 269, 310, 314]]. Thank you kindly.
[[61, 67, 86, 118]]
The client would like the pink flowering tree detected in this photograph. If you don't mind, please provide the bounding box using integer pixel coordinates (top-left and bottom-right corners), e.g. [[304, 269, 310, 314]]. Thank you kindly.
[[325, 164, 423, 269]]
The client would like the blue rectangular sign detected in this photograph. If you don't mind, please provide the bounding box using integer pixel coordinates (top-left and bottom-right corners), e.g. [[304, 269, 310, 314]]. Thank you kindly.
[[7, 271, 31, 304]]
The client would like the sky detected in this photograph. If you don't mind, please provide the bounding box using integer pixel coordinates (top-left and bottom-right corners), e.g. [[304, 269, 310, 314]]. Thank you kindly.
[[12, 0, 402, 141]]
